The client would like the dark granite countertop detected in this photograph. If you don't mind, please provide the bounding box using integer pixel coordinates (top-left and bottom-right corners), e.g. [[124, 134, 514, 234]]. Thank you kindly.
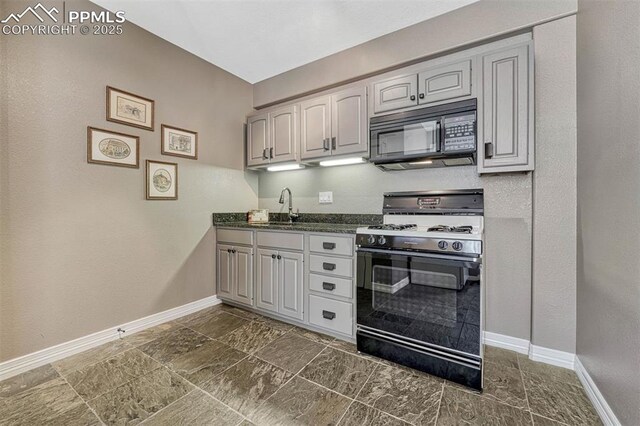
[[212, 212, 382, 234]]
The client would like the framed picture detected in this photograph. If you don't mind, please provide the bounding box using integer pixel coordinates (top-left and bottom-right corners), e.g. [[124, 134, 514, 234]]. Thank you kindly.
[[106, 86, 154, 131], [146, 160, 178, 200], [87, 126, 139, 168], [161, 124, 198, 159]]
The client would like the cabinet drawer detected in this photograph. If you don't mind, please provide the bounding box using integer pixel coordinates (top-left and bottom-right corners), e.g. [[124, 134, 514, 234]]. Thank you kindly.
[[309, 273, 353, 299], [217, 228, 253, 246], [257, 231, 304, 251], [309, 234, 353, 256], [309, 254, 353, 278], [308, 295, 353, 336]]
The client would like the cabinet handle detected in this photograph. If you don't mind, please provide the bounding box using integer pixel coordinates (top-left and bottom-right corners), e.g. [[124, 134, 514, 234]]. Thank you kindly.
[[331, 137, 336, 150], [410, 95, 416, 101], [271, 254, 277, 259], [322, 242, 336, 250], [232, 249, 237, 253], [323, 138, 330, 151], [322, 262, 336, 271], [419, 93, 425, 99], [322, 282, 336, 291], [277, 255, 282, 260], [269, 147, 273, 158], [227, 249, 232, 253], [484, 142, 494, 158], [262, 148, 269, 160], [322, 310, 336, 320]]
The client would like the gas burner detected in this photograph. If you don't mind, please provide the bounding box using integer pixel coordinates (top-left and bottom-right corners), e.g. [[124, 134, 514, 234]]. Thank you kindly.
[[427, 225, 474, 234], [368, 224, 417, 231]]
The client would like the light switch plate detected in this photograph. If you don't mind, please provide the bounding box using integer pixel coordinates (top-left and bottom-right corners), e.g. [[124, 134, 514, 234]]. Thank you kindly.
[[319, 191, 333, 204]]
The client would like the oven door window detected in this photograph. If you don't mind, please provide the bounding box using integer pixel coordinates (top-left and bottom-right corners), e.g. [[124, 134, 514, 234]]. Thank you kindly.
[[357, 250, 481, 355], [375, 120, 439, 158]]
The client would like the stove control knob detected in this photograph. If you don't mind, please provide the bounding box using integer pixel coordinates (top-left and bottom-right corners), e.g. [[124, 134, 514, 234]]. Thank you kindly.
[[367, 235, 377, 245], [378, 236, 387, 245], [452, 241, 463, 251], [438, 241, 448, 250]]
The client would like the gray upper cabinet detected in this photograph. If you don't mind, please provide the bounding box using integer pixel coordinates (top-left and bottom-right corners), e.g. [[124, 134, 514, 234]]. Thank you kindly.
[[278, 251, 304, 320], [270, 105, 297, 163], [300, 96, 331, 160], [478, 42, 534, 173], [418, 60, 471, 105], [331, 87, 368, 156], [373, 74, 418, 113], [246, 113, 270, 167]]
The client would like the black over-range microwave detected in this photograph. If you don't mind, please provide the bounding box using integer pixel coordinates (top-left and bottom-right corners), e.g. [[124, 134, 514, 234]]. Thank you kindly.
[[369, 98, 477, 170]]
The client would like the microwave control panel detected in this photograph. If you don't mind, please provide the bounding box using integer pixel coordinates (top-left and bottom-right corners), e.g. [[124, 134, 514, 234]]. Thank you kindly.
[[443, 113, 476, 152]]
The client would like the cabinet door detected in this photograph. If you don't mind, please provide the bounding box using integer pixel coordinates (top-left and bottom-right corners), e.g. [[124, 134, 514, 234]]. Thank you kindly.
[[247, 113, 270, 167], [300, 96, 331, 160], [418, 60, 471, 105], [331, 87, 368, 157], [479, 43, 534, 173], [270, 105, 297, 163], [372, 74, 418, 113], [233, 246, 253, 307], [278, 251, 304, 320], [256, 249, 278, 312], [217, 244, 233, 299]]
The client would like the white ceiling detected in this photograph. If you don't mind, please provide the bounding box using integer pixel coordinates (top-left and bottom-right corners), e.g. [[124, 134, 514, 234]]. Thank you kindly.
[[92, 0, 479, 83]]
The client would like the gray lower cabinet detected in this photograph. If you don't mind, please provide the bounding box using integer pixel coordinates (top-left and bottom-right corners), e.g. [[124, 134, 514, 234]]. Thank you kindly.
[[256, 248, 278, 312], [278, 251, 304, 320], [256, 248, 304, 320], [478, 42, 534, 173], [217, 244, 254, 307], [216, 228, 356, 340]]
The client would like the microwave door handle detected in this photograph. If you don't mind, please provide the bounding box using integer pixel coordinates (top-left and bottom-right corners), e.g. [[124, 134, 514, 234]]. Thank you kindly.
[[436, 120, 442, 152]]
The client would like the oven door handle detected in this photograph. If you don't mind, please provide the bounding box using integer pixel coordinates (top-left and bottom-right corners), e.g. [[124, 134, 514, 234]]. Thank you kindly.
[[356, 247, 481, 264]]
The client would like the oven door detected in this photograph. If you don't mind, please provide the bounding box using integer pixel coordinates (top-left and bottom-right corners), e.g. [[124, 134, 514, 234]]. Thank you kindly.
[[356, 248, 481, 356], [370, 117, 441, 163]]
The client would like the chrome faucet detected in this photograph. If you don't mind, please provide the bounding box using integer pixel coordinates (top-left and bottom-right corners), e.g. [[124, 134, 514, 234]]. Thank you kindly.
[[278, 187, 299, 223]]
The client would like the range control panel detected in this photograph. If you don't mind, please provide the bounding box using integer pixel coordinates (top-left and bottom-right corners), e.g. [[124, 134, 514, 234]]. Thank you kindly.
[[443, 113, 476, 153]]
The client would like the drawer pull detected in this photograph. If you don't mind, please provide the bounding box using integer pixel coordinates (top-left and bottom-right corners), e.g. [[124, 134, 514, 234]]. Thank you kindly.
[[322, 310, 336, 320], [322, 262, 336, 271], [322, 242, 336, 250], [271, 254, 277, 259], [322, 282, 336, 291]]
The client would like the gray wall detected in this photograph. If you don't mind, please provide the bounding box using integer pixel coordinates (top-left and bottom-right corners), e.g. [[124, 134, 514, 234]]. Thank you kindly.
[[576, 0, 640, 424], [253, 0, 577, 107], [259, 16, 579, 349], [531, 16, 577, 353], [0, 0, 258, 362]]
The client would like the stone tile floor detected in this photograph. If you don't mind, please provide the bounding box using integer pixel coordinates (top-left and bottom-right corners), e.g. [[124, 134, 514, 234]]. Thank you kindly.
[[0, 304, 602, 425]]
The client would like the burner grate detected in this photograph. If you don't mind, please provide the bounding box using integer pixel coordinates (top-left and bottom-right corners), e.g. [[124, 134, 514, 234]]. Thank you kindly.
[[368, 224, 417, 231], [427, 225, 474, 234]]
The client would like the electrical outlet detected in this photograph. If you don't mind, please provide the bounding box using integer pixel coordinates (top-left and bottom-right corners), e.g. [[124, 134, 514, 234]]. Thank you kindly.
[[319, 191, 333, 204]]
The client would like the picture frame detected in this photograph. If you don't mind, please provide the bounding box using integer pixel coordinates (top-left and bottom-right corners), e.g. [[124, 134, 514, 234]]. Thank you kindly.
[[87, 126, 140, 168], [161, 124, 198, 159], [146, 160, 178, 200], [106, 86, 155, 131]]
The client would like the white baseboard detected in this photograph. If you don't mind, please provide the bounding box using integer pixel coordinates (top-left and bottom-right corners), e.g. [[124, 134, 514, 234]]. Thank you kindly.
[[483, 331, 530, 354], [0, 296, 220, 382], [575, 357, 621, 426], [529, 344, 575, 370]]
